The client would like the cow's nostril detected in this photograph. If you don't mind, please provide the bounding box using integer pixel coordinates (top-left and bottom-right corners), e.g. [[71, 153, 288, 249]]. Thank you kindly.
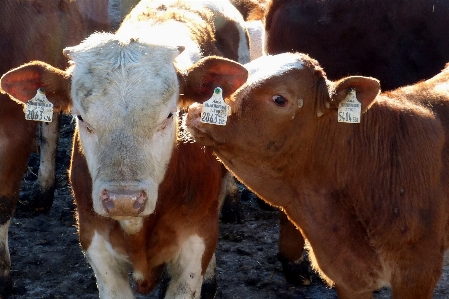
[[137, 191, 147, 204], [102, 190, 115, 210], [133, 201, 141, 210]]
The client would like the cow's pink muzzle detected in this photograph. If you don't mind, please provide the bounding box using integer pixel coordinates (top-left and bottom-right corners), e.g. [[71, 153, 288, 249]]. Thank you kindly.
[[101, 189, 147, 217]]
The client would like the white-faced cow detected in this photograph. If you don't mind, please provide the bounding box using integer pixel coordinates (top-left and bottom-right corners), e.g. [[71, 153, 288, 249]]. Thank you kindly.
[[184, 52, 449, 299], [1, 0, 250, 298], [0, 0, 113, 295]]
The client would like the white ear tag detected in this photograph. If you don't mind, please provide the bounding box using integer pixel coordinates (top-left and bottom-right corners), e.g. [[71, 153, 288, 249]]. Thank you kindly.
[[25, 88, 54, 122], [337, 88, 361, 123], [200, 87, 231, 126]]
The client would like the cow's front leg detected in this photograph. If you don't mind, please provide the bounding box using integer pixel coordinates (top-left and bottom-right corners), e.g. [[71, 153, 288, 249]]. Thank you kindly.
[[34, 113, 60, 212], [0, 218, 13, 297], [86, 232, 134, 299], [165, 235, 207, 299]]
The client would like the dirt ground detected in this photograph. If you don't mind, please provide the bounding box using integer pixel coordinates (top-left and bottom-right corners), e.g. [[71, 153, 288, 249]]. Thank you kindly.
[[6, 115, 449, 299]]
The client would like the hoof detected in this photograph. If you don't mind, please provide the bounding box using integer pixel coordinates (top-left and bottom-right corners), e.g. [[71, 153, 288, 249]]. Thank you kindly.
[[157, 270, 169, 299], [0, 274, 13, 298], [32, 187, 55, 213], [201, 277, 217, 299], [16, 187, 54, 217], [277, 253, 312, 286], [220, 193, 244, 224]]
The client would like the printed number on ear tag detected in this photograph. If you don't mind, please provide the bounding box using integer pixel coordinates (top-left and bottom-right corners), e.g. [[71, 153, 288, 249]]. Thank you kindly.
[[338, 88, 361, 123], [200, 87, 231, 126], [25, 88, 54, 122]]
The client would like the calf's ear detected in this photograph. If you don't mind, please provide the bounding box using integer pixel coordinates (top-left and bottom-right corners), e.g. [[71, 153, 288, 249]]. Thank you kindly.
[[179, 56, 248, 106], [329, 76, 380, 113], [0, 61, 72, 112]]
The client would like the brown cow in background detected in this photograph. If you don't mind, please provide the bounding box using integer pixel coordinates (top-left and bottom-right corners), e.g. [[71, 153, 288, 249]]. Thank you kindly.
[[265, 0, 449, 91], [0, 0, 112, 296]]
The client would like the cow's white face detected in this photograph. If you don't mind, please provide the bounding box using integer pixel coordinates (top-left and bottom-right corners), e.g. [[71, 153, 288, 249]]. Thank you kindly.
[[65, 33, 181, 218]]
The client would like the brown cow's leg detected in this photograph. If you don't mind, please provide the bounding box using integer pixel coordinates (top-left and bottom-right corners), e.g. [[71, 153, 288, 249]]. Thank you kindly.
[[33, 113, 60, 212], [220, 175, 244, 224], [0, 200, 15, 297], [335, 285, 373, 299], [0, 104, 36, 297], [277, 211, 311, 285], [390, 260, 441, 299]]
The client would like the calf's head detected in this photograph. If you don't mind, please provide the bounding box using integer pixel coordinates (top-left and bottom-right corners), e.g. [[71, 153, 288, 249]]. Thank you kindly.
[[184, 53, 380, 179], [1, 33, 185, 219]]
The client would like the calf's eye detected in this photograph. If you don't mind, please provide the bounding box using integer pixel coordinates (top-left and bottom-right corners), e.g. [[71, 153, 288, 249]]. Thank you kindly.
[[272, 95, 288, 107], [167, 112, 173, 119], [76, 115, 84, 122]]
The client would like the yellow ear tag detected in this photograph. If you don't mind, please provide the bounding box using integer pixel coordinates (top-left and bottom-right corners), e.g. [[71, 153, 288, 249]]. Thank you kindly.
[[337, 88, 361, 123], [25, 88, 54, 122], [200, 87, 231, 126]]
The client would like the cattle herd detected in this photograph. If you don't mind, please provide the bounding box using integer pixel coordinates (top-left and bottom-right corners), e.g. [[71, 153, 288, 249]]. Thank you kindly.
[[1, 0, 449, 299]]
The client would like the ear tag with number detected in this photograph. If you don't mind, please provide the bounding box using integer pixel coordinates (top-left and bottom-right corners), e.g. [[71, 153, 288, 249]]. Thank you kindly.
[[337, 88, 361, 123], [200, 87, 231, 126], [25, 88, 54, 122]]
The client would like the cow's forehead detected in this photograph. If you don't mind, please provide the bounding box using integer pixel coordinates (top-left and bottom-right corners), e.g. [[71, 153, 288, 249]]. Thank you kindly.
[[66, 32, 179, 61], [243, 53, 305, 86], [67, 33, 179, 117]]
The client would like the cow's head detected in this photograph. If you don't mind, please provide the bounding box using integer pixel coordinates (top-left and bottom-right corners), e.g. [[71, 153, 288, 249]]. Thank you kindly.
[[1, 33, 188, 219], [183, 53, 380, 180]]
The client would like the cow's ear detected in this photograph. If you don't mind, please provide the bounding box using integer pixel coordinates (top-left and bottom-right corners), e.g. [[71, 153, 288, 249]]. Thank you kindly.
[[179, 56, 248, 107], [0, 61, 72, 112], [329, 76, 380, 113]]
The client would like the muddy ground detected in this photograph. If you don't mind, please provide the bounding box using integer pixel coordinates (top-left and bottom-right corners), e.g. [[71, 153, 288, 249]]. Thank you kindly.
[[7, 115, 449, 299]]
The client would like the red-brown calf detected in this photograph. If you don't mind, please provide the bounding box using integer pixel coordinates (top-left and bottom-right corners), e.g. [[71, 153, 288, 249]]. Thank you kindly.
[[183, 53, 449, 299]]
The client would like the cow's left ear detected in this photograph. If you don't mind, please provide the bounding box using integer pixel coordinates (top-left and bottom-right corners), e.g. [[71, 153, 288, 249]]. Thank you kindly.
[[1, 61, 72, 112], [179, 56, 248, 107], [329, 76, 380, 113]]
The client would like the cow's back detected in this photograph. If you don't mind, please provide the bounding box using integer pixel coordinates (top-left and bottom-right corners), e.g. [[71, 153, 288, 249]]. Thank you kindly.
[[265, 0, 449, 90]]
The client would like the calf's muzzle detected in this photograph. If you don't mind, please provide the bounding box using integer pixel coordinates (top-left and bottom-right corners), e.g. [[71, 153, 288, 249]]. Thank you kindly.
[[101, 189, 147, 217]]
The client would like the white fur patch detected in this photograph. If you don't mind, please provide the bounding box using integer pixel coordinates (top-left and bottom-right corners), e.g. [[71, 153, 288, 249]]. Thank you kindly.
[[198, 0, 250, 64], [246, 20, 265, 61], [86, 232, 133, 298], [434, 82, 449, 95], [203, 253, 216, 281], [119, 217, 144, 234], [117, 20, 202, 72], [165, 235, 206, 299], [244, 53, 305, 87]]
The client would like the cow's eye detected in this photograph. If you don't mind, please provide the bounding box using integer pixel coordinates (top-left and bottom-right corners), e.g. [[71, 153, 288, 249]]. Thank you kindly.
[[272, 95, 288, 107], [76, 114, 84, 122], [167, 112, 173, 119]]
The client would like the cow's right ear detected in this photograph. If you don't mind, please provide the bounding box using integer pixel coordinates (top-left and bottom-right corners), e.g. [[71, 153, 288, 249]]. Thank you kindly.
[[329, 76, 380, 113], [0, 61, 72, 112], [179, 56, 248, 107]]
